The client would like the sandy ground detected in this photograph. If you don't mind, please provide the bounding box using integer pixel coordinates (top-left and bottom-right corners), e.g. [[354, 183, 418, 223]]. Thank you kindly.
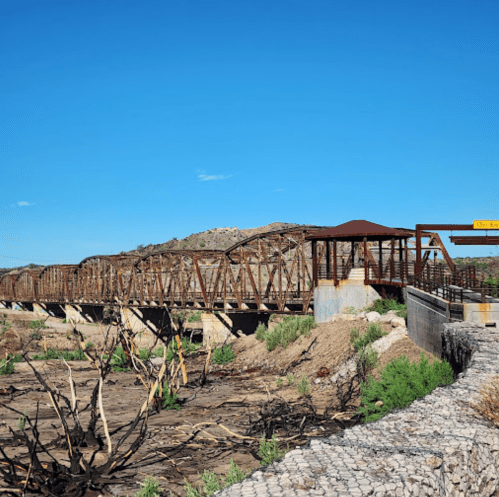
[[0, 308, 438, 496]]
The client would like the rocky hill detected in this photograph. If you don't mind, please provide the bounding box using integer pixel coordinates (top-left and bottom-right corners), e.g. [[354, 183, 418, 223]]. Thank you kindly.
[[125, 222, 302, 256]]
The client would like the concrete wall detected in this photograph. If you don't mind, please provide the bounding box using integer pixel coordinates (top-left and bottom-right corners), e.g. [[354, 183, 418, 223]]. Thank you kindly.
[[314, 280, 381, 324], [406, 286, 463, 357], [463, 302, 499, 327], [407, 286, 499, 357]]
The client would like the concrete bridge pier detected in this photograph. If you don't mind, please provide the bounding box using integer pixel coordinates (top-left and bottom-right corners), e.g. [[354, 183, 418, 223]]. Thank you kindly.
[[33, 303, 66, 318], [65, 304, 104, 324], [314, 280, 381, 323], [201, 312, 270, 346], [120, 307, 173, 343]]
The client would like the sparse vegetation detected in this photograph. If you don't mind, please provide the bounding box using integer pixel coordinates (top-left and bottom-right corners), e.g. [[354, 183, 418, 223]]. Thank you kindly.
[[276, 377, 283, 388], [0, 354, 21, 375], [255, 322, 267, 341], [471, 374, 499, 427], [264, 315, 316, 352], [366, 298, 407, 319], [359, 352, 453, 423], [32, 348, 87, 361], [212, 344, 235, 365], [350, 323, 387, 352], [258, 433, 288, 465], [188, 311, 202, 322], [296, 375, 311, 396], [29, 319, 47, 330], [286, 373, 295, 385], [17, 408, 28, 431], [183, 459, 250, 496]]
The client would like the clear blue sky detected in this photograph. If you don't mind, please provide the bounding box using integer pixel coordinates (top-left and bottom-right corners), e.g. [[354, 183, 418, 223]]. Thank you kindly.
[[1, 0, 498, 267]]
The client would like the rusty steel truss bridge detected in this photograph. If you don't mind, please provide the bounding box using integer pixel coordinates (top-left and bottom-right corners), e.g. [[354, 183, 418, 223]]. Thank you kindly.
[[0, 226, 450, 314]]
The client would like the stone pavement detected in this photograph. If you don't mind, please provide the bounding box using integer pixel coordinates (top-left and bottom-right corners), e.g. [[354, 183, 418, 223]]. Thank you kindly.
[[216, 322, 499, 496]]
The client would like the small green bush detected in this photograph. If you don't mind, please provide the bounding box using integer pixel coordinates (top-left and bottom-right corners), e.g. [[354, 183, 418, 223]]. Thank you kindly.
[[366, 298, 407, 318], [255, 323, 268, 341], [212, 344, 235, 365], [264, 315, 317, 352], [28, 319, 47, 330], [359, 352, 454, 423], [0, 354, 20, 375], [166, 337, 198, 362], [109, 346, 130, 372], [188, 311, 202, 322], [136, 475, 162, 497], [276, 377, 283, 388], [296, 375, 311, 397], [183, 459, 249, 496], [32, 348, 87, 361], [258, 434, 288, 466], [17, 408, 27, 431], [286, 373, 295, 386], [350, 323, 387, 352], [156, 382, 181, 411]]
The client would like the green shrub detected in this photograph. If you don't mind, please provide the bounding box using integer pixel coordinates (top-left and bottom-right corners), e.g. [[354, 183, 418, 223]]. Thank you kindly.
[[0, 354, 20, 375], [356, 344, 379, 380], [255, 323, 268, 341], [188, 311, 202, 322], [85, 342, 94, 349], [366, 298, 407, 318], [183, 459, 249, 496], [276, 377, 283, 388], [212, 344, 235, 365], [32, 348, 87, 361], [17, 408, 27, 431], [296, 375, 311, 397], [28, 319, 47, 330], [136, 475, 162, 497], [359, 352, 454, 423], [264, 315, 317, 352], [166, 336, 198, 362], [110, 346, 130, 372], [155, 382, 181, 411], [350, 323, 387, 352], [258, 434, 288, 466], [286, 373, 295, 386]]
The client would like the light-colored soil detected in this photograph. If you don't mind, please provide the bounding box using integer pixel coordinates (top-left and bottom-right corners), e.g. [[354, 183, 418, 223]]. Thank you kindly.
[[0, 309, 445, 496]]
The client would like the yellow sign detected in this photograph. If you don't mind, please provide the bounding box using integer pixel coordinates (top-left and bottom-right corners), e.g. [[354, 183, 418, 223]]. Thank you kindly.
[[474, 220, 499, 229]]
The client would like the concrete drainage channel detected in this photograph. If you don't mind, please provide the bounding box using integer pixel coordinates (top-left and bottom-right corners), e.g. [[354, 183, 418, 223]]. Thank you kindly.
[[216, 322, 499, 497]]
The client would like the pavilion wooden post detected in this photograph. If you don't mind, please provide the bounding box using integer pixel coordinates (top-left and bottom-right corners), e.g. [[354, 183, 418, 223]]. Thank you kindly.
[[351, 241, 355, 269], [378, 240, 383, 284], [404, 238, 409, 280], [364, 237, 368, 285], [399, 239, 404, 283], [416, 225, 422, 277], [312, 240, 318, 287], [326, 240, 331, 280], [390, 237, 395, 283], [333, 240, 338, 286]]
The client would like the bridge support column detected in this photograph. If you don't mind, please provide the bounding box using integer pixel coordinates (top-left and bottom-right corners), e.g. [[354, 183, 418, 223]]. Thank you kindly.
[[34, 303, 66, 318], [201, 313, 233, 346], [65, 305, 104, 323], [201, 312, 270, 346], [15, 302, 33, 312], [120, 307, 173, 344], [314, 280, 381, 323]]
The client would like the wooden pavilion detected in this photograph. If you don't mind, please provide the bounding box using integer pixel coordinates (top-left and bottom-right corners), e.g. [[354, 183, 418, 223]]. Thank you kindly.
[[306, 220, 414, 287]]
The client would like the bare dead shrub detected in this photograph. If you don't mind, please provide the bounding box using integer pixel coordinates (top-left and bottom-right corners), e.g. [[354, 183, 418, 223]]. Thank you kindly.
[[470, 374, 499, 427]]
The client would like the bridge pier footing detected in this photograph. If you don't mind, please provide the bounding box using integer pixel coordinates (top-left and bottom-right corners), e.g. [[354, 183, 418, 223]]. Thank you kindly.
[[33, 303, 66, 318], [65, 304, 104, 323], [314, 280, 381, 323], [121, 307, 173, 342], [201, 312, 270, 346]]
